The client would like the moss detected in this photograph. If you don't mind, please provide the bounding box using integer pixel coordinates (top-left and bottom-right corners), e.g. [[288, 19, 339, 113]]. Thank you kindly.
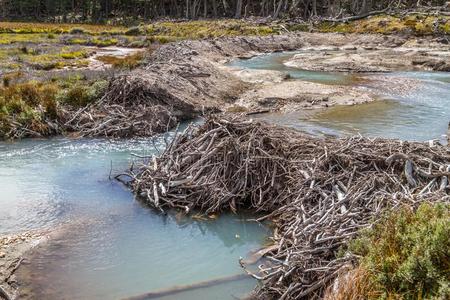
[[66, 38, 89, 45], [91, 37, 118, 47], [347, 203, 450, 299], [0, 22, 127, 35]]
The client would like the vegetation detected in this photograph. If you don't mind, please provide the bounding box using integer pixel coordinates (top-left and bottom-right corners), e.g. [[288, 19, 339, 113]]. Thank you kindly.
[[335, 203, 450, 300], [320, 14, 450, 35], [96, 52, 144, 69], [0, 0, 448, 22], [0, 75, 108, 139]]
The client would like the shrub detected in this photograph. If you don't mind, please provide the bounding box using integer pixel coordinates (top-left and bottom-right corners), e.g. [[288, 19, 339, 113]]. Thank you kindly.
[[2, 71, 23, 87], [58, 80, 107, 107], [69, 27, 86, 34], [125, 26, 143, 36], [345, 203, 450, 300], [59, 85, 90, 107], [18, 82, 41, 106]]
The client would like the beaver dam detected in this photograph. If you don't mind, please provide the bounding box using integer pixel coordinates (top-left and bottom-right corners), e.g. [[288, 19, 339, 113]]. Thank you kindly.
[[1, 29, 450, 300], [121, 117, 449, 299]]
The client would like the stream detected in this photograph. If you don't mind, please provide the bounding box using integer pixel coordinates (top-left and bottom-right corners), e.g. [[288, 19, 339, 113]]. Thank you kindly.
[[0, 135, 269, 300], [1, 50, 449, 300], [229, 52, 450, 143]]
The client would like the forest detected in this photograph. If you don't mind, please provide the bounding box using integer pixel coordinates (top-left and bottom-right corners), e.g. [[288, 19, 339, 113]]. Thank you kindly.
[[0, 0, 448, 23]]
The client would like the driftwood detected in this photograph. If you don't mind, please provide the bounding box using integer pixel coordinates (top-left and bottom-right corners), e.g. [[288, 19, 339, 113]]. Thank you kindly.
[[0, 286, 11, 300], [122, 116, 450, 299], [123, 273, 250, 300]]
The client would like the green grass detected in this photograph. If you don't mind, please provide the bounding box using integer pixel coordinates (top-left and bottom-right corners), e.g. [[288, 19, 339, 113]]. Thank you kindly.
[[346, 203, 450, 299]]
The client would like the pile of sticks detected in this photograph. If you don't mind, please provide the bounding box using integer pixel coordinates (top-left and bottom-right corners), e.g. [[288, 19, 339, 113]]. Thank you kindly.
[[64, 74, 196, 138], [125, 116, 450, 299]]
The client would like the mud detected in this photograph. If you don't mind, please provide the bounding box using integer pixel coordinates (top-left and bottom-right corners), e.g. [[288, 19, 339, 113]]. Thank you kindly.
[[0, 231, 49, 300]]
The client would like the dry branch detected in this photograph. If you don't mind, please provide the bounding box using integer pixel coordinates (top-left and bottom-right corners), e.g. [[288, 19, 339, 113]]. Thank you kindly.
[[63, 74, 197, 138], [123, 116, 450, 299]]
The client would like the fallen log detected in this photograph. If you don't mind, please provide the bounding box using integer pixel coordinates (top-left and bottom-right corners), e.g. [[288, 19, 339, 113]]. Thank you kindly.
[[0, 286, 11, 300], [122, 273, 250, 300]]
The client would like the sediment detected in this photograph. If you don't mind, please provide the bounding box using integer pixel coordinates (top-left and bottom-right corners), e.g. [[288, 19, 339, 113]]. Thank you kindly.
[[123, 116, 450, 299]]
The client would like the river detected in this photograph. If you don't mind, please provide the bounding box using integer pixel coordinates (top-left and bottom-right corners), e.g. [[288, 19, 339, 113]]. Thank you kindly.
[[229, 52, 450, 143], [1, 50, 449, 300], [0, 135, 268, 300]]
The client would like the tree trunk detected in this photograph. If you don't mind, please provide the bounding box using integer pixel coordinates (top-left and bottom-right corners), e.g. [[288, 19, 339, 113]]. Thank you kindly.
[[235, 0, 243, 18]]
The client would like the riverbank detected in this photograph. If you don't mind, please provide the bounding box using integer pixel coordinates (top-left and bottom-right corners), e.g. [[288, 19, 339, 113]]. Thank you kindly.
[[110, 31, 449, 116], [0, 230, 49, 300]]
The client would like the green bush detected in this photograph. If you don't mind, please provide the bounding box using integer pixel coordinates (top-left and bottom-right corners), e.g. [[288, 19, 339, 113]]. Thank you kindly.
[[349, 203, 450, 299], [58, 80, 107, 107]]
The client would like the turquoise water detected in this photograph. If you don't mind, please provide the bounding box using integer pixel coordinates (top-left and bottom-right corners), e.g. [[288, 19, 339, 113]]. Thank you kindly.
[[231, 54, 450, 142], [0, 134, 268, 300], [228, 51, 356, 85]]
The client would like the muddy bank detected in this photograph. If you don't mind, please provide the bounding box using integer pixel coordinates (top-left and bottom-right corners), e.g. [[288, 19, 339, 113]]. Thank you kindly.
[[0, 231, 48, 300], [283, 44, 450, 73]]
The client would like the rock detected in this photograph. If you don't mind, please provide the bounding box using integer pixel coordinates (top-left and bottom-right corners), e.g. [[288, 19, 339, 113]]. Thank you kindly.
[[258, 97, 283, 107], [0, 252, 5, 258], [342, 45, 357, 51]]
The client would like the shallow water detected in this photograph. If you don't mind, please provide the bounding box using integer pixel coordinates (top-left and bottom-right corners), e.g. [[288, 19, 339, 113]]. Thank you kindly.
[[228, 51, 356, 85], [0, 134, 269, 300], [231, 54, 450, 142]]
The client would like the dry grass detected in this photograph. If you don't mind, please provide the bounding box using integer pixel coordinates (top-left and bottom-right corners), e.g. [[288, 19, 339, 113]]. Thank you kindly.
[[0, 21, 126, 35], [324, 267, 380, 300], [96, 52, 145, 69]]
